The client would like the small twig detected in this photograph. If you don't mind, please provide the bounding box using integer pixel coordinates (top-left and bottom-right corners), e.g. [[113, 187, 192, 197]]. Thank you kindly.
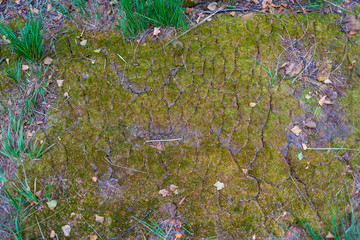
[[191, 8, 261, 14], [145, 138, 182, 143], [107, 210, 152, 240]]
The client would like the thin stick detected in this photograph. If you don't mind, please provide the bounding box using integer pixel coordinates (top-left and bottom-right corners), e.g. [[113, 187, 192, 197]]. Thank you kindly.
[[307, 148, 360, 152], [106, 210, 152, 240], [145, 138, 182, 143], [104, 157, 147, 174], [79, 213, 105, 240]]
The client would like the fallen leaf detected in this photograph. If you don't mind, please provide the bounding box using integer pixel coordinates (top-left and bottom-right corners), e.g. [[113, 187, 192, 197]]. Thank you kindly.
[[15, 0, 20, 4], [153, 27, 161, 37], [262, 0, 272, 11], [178, 197, 186, 206], [318, 95, 326, 107], [31, 8, 39, 14], [252, 0, 259, 4], [326, 231, 335, 239], [324, 79, 332, 84], [46, 200, 57, 210], [242, 168, 249, 174], [35, 190, 42, 198], [37, 121, 43, 125], [317, 61, 332, 82], [344, 15, 360, 32], [305, 120, 316, 129], [107, 9, 112, 15], [207, 2, 217, 11], [297, 152, 303, 160], [93, 49, 102, 53], [22, 65, 29, 71], [50, 230, 56, 238], [80, 39, 87, 46], [290, 126, 302, 136], [229, 11, 236, 17], [47, 4, 52, 12], [91, 176, 97, 182], [155, 143, 164, 152], [43, 57, 53, 65], [302, 143, 308, 150], [95, 214, 104, 224], [305, 93, 312, 99], [56, 80, 64, 87], [214, 181, 225, 190], [90, 235, 98, 240], [249, 102, 257, 107], [109, 0, 117, 6], [62, 225, 71, 237], [285, 62, 302, 77], [324, 99, 333, 105], [170, 184, 178, 192], [159, 189, 169, 197], [64, 92, 69, 98], [349, 30, 358, 38], [2, 35, 10, 44], [175, 233, 182, 239], [5, 58, 9, 64]]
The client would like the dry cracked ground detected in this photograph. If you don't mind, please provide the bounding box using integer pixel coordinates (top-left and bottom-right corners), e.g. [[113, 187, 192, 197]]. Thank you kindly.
[[2, 11, 360, 239]]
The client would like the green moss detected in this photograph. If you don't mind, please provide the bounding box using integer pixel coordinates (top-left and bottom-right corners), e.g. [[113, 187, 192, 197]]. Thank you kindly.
[[14, 13, 360, 239]]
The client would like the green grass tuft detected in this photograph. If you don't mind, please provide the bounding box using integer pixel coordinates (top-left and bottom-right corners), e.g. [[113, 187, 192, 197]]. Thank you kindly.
[[0, 7, 49, 62], [115, 0, 187, 39]]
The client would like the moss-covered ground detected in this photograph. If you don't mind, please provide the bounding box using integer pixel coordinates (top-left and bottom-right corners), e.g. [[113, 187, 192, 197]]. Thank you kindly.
[[2, 12, 360, 239]]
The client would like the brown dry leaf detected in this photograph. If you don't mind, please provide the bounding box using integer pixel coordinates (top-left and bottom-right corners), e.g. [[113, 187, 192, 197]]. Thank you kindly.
[[252, 0, 259, 4], [2, 35, 10, 44], [344, 15, 360, 32], [159, 189, 169, 197], [249, 102, 257, 107], [90, 235, 98, 240], [47, 4, 53, 12], [64, 92, 69, 98], [326, 231, 335, 239], [175, 233, 182, 239], [91, 176, 97, 182], [35, 190, 42, 198], [196, 13, 205, 23], [207, 2, 217, 11], [153, 27, 161, 37], [56, 80, 64, 87], [155, 143, 164, 152], [317, 61, 332, 81], [349, 30, 358, 38], [324, 99, 333, 105], [62, 225, 71, 237], [50, 230, 56, 238], [229, 11, 236, 17], [290, 126, 302, 136], [107, 9, 112, 15], [242, 168, 249, 174], [95, 214, 104, 224], [43, 57, 53, 65], [285, 62, 302, 77], [169, 184, 178, 192], [302, 143, 308, 150], [318, 95, 326, 107], [37, 121, 43, 125], [262, 0, 272, 12], [31, 8, 39, 14], [22, 65, 29, 71], [109, 0, 117, 6]]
